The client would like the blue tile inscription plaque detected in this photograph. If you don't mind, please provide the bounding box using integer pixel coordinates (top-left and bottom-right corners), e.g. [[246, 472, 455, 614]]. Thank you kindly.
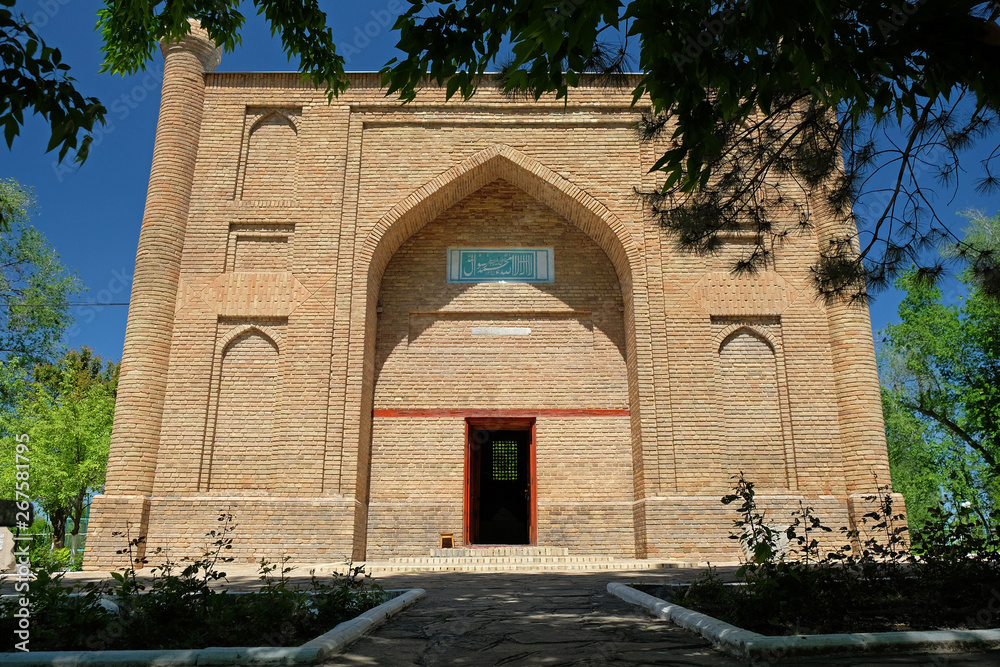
[[447, 248, 554, 283]]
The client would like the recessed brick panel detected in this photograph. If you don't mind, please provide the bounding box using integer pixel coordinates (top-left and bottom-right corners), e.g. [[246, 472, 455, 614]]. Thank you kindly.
[[208, 330, 279, 490]]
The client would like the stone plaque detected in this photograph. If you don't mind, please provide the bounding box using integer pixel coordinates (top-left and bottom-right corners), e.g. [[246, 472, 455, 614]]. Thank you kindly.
[[447, 248, 554, 283]]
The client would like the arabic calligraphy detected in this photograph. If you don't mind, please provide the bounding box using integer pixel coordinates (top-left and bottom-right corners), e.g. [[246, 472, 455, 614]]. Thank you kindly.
[[447, 248, 554, 283]]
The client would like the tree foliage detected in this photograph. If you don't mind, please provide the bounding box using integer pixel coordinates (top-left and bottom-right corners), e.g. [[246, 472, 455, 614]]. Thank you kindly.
[[6, 2, 1000, 299], [0, 0, 106, 227], [0, 347, 118, 549], [0, 179, 82, 369], [91, 0, 1000, 302], [880, 212, 1000, 531]]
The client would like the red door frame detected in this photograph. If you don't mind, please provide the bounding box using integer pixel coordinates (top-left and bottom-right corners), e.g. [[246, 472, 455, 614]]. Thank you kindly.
[[464, 417, 536, 546]]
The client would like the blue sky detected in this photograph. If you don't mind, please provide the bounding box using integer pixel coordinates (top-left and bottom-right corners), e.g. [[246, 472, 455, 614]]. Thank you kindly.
[[3, 1, 996, 363]]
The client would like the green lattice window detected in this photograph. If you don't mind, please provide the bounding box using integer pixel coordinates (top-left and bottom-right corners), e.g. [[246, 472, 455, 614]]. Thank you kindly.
[[492, 440, 518, 481]]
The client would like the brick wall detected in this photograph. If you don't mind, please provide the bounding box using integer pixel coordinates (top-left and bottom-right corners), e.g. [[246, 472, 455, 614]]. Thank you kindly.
[[207, 329, 279, 491], [717, 326, 787, 488], [83, 30, 896, 568], [367, 181, 633, 556]]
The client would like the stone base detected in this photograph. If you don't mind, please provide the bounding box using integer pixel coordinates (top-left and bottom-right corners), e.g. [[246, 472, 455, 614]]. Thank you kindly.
[[84, 492, 907, 569], [83, 494, 151, 571], [641, 494, 854, 561], [430, 546, 569, 557], [847, 492, 909, 552], [84, 495, 360, 570]]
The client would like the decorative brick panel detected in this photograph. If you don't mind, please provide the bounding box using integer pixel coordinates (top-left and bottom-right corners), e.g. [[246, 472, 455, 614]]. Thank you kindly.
[[205, 328, 280, 491], [717, 328, 786, 487], [237, 108, 300, 202]]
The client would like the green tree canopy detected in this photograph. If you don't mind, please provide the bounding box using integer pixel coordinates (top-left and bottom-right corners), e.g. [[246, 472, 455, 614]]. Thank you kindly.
[[0, 178, 82, 370], [880, 211, 1000, 532], [6, 2, 1000, 298], [0, 347, 118, 549]]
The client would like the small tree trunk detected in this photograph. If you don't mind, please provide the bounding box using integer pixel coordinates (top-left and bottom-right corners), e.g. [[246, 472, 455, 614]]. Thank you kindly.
[[50, 510, 67, 549], [69, 495, 86, 557]]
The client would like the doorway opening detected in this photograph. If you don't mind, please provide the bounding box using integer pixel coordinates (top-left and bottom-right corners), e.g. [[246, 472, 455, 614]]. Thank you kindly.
[[465, 419, 536, 545]]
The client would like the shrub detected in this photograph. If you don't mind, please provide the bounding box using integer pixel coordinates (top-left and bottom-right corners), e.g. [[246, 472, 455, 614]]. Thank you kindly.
[[1, 510, 387, 651], [642, 473, 1000, 635]]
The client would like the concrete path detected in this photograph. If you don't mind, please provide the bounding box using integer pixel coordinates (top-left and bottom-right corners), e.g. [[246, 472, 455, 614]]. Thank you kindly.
[[321, 569, 737, 666], [9, 565, 1000, 665], [315, 569, 1000, 667]]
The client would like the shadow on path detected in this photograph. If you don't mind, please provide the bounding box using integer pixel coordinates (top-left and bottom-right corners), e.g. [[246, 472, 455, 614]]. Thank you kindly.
[[320, 569, 736, 666]]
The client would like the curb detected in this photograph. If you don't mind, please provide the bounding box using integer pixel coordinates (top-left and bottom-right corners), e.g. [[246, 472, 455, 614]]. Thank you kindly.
[[0, 588, 424, 666], [607, 582, 1000, 664], [608, 582, 761, 657]]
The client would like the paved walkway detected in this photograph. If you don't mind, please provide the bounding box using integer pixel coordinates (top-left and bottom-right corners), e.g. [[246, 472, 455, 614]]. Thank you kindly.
[[316, 568, 1000, 667], [8, 564, 999, 665], [323, 569, 737, 666]]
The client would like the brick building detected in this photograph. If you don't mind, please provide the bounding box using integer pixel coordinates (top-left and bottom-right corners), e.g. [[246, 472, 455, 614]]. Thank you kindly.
[[84, 24, 897, 568]]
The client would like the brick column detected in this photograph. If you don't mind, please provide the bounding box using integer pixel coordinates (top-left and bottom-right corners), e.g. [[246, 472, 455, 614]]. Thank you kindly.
[[826, 298, 891, 491], [84, 22, 221, 569]]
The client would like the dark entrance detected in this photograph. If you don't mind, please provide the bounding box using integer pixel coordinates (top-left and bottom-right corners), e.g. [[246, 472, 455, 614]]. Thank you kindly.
[[466, 422, 534, 545]]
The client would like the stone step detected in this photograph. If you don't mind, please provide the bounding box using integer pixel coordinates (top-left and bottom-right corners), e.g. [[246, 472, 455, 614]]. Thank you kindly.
[[311, 558, 701, 574], [429, 546, 569, 557], [390, 555, 610, 564]]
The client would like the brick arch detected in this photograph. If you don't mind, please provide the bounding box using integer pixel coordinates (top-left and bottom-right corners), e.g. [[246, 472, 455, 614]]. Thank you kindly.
[[715, 324, 797, 490], [216, 323, 283, 355], [339, 144, 657, 558], [248, 109, 299, 135], [201, 327, 281, 492], [239, 111, 299, 201], [715, 324, 778, 354], [363, 144, 640, 295]]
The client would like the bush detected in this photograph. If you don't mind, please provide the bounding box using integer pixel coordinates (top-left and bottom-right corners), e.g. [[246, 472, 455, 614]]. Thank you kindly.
[[638, 472, 1000, 635], [0, 511, 388, 651]]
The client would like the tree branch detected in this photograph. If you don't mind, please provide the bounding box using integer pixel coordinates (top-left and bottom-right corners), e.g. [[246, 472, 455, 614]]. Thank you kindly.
[[903, 399, 998, 471]]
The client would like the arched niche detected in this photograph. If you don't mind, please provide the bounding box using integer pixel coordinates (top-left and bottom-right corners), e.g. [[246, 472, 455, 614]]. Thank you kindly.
[[238, 110, 299, 200], [202, 326, 281, 491]]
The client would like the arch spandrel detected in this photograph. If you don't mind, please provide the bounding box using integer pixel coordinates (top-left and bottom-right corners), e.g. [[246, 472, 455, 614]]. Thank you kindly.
[[362, 144, 641, 294], [716, 324, 778, 354]]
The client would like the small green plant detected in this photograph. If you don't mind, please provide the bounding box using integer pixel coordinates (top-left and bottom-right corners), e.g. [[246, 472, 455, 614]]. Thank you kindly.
[[850, 475, 910, 563], [644, 474, 1000, 635], [786, 500, 832, 565], [722, 471, 788, 576], [2, 509, 389, 652]]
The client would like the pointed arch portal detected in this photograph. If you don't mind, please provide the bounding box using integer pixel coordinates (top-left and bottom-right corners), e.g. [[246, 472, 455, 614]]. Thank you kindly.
[[339, 144, 655, 558]]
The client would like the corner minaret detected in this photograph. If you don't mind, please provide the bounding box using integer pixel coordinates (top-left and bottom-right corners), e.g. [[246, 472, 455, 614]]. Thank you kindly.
[[85, 21, 221, 569]]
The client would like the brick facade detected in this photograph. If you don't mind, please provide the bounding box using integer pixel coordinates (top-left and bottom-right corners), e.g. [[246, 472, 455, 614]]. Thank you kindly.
[[84, 24, 898, 568]]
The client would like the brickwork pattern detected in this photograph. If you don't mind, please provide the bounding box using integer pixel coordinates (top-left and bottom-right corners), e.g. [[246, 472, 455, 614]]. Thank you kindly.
[[234, 235, 289, 272], [368, 181, 633, 557], [84, 36, 898, 568], [207, 329, 279, 490], [237, 109, 300, 202], [717, 327, 787, 487]]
